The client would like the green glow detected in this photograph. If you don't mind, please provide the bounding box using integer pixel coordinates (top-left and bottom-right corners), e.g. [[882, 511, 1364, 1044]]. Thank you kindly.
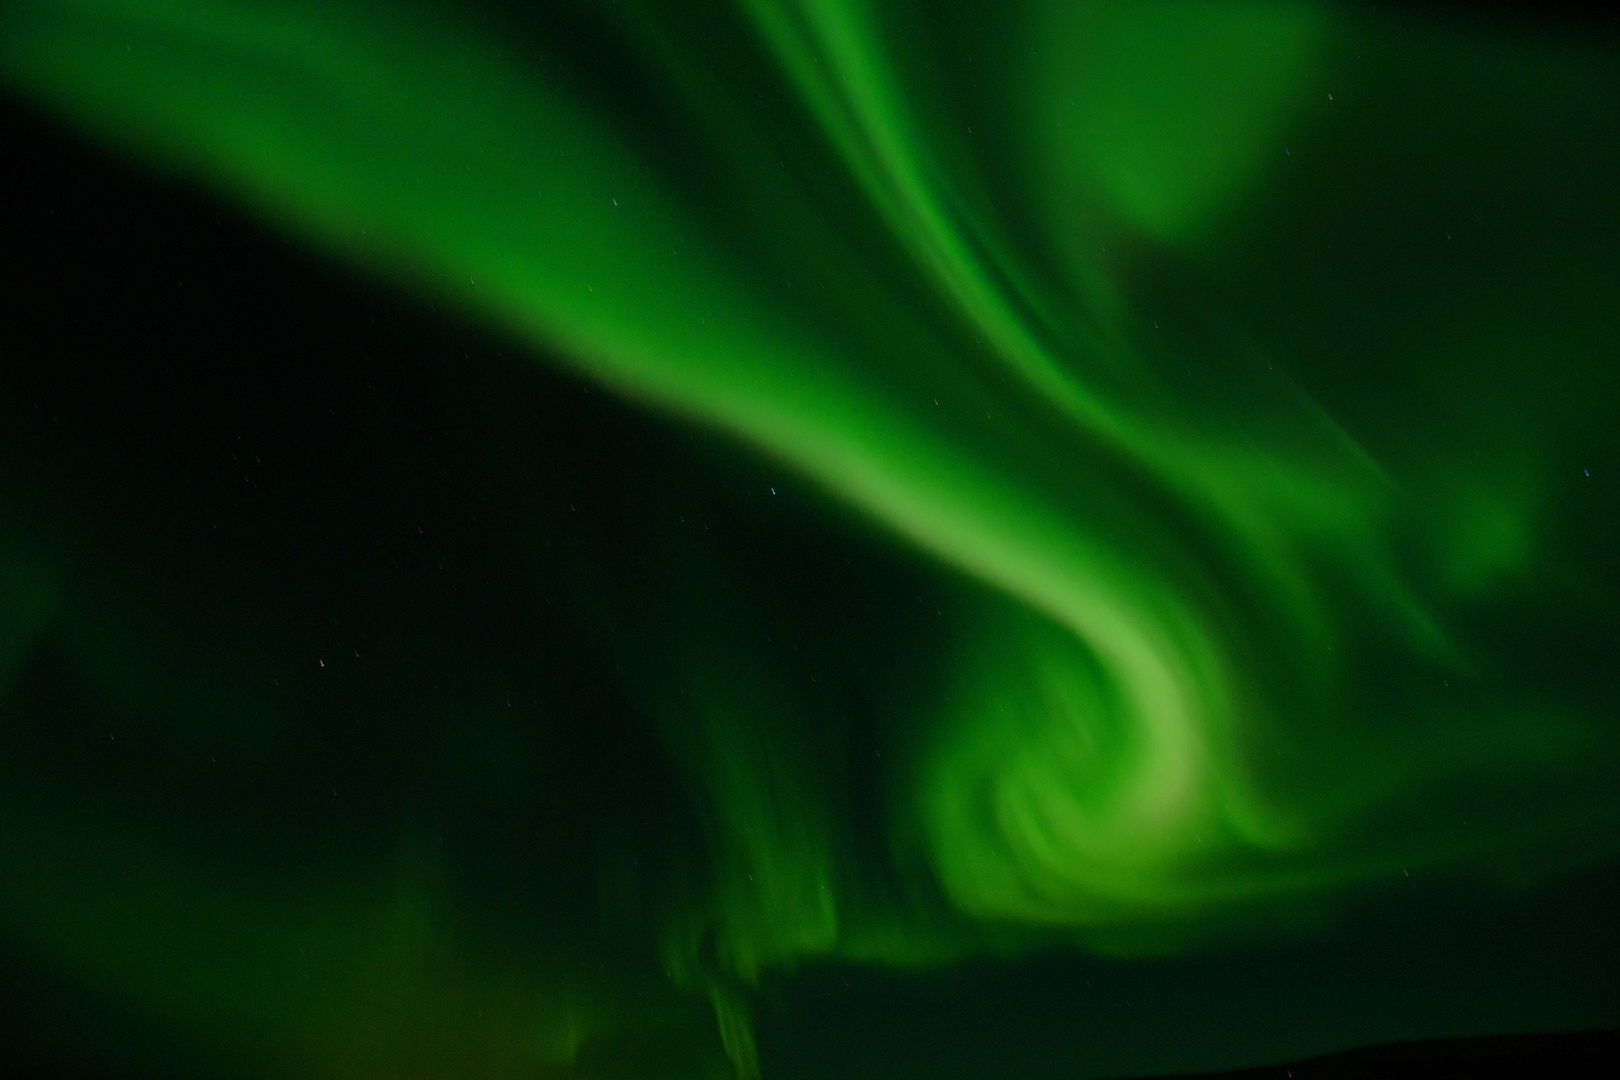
[[1033, 1, 1325, 244], [2, 1, 1618, 1076]]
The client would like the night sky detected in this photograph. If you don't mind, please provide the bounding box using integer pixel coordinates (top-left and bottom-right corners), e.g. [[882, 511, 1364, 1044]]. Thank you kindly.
[[2, 3, 1618, 1078]]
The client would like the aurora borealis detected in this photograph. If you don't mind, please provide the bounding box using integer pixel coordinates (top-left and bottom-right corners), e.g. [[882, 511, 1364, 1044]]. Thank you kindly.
[[1, 1, 1618, 1077]]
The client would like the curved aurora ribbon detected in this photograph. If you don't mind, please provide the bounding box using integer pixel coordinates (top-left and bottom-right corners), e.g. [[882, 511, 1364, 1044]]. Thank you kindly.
[[3, 1, 1618, 1076]]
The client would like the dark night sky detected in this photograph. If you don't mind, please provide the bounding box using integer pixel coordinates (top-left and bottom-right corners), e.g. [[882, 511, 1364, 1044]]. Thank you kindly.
[[2, 4, 1618, 1078]]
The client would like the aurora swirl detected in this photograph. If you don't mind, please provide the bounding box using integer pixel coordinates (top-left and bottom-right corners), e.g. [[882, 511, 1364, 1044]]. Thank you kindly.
[[1, 1, 1618, 1077]]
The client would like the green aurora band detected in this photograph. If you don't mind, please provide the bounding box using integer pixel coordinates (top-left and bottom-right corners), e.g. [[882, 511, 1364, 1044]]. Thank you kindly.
[[2, 1, 1619, 1076]]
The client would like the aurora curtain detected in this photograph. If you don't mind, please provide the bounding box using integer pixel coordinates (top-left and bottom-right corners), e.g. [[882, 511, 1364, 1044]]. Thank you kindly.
[[1, 2, 1618, 1077]]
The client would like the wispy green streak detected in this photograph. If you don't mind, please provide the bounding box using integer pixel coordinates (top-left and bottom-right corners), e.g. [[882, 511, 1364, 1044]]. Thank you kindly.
[[3, 1, 1617, 1076]]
